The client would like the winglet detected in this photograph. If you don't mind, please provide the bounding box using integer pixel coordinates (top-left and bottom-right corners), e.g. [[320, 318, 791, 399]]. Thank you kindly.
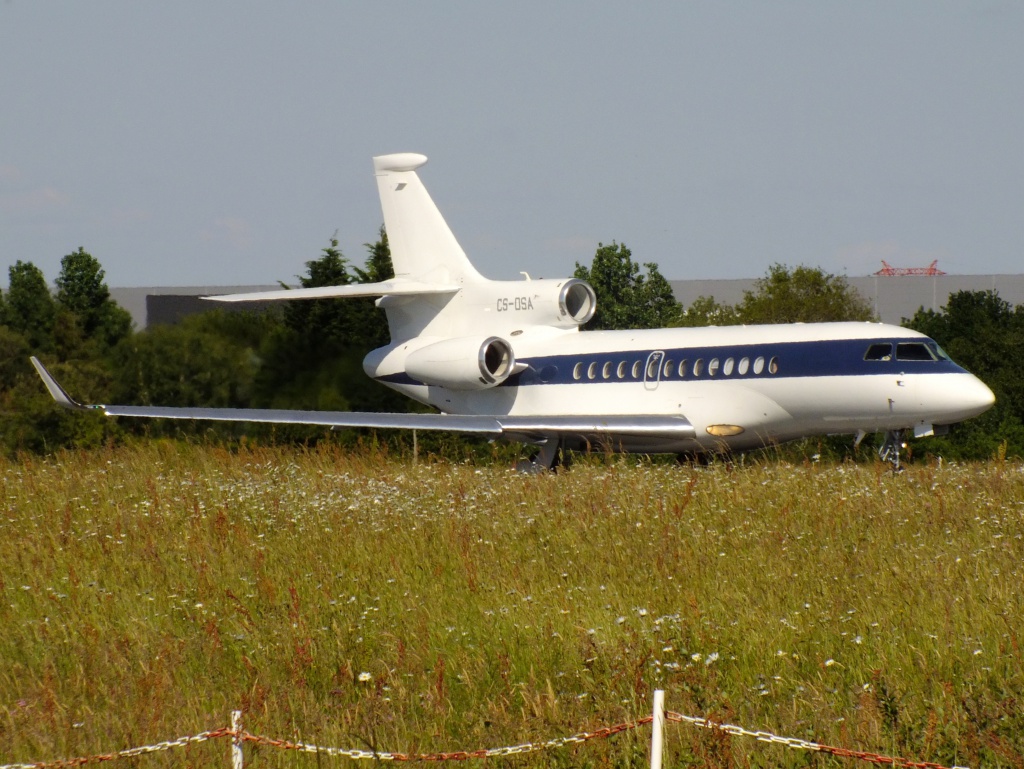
[[29, 357, 92, 411]]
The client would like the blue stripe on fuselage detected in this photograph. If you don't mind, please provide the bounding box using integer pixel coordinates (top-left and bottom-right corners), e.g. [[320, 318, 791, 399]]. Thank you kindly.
[[375, 336, 966, 387]]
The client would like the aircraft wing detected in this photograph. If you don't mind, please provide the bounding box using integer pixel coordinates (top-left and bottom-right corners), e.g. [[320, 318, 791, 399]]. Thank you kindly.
[[30, 357, 695, 440], [205, 279, 459, 303]]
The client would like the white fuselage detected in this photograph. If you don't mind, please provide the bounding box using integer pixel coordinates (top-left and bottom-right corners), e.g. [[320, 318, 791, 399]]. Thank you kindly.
[[365, 321, 995, 454]]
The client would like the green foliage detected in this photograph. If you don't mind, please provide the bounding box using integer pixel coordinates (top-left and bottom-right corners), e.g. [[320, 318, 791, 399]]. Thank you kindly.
[[55, 246, 133, 354], [110, 312, 261, 408], [256, 233, 402, 420], [277, 234, 392, 353], [1, 251, 136, 455], [4, 260, 56, 351], [574, 242, 680, 330], [0, 324, 30, 385], [0, 260, 121, 456], [675, 264, 874, 331], [737, 263, 875, 324], [105, 310, 284, 441], [358, 225, 395, 283], [905, 290, 1024, 459], [3, 236, 409, 455], [280, 237, 355, 338], [1, 355, 118, 455], [673, 295, 740, 327], [55, 247, 109, 326]]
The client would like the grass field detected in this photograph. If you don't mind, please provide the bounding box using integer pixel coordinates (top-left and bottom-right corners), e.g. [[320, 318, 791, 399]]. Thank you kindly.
[[2, 443, 1023, 768]]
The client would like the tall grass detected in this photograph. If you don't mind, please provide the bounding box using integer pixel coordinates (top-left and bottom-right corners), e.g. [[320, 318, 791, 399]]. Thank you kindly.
[[2, 443, 1022, 768]]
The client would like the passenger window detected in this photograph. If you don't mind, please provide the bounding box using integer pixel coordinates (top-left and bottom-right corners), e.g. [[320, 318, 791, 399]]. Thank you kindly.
[[663, 359, 674, 378], [896, 343, 937, 361], [753, 356, 765, 374], [678, 359, 688, 378], [708, 358, 720, 376], [617, 361, 627, 379], [602, 361, 612, 379], [587, 362, 597, 379], [631, 361, 641, 379], [693, 358, 704, 376], [864, 343, 893, 361], [738, 357, 749, 375], [723, 357, 735, 376], [573, 363, 583, 380], [647, 358, 660, 378], [768, 356, 779, 374]]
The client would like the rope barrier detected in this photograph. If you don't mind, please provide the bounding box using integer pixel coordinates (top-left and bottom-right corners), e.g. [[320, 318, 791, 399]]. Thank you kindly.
[[0, 727, 234, 769], [238, 717, 651, 761], [0, 703, 970, 769], [665, 711, 969, 769]]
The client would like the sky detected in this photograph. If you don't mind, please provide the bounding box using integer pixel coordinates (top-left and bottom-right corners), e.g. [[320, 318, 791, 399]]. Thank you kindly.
[[2, 2, 1022, 290]]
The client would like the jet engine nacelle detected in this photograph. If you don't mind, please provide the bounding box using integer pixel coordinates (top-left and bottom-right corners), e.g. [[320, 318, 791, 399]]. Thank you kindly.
[[461, 277, 598, 329], [405, 336, 516, 390], [552, 278, 597, 326]]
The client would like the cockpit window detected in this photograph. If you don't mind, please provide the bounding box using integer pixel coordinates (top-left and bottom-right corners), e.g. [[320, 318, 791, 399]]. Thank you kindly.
[[930, 343, 952, 362], [864, 343, 893, 361], [896, 342, 937, 361]]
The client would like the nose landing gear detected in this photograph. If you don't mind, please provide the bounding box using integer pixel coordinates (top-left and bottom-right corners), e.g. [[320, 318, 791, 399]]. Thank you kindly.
[[878, 429, 907, 472]]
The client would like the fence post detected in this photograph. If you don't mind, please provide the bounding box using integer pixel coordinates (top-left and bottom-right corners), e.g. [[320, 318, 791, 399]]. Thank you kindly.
[[650, 689, 665, 769], [231, 710, 244, 769]]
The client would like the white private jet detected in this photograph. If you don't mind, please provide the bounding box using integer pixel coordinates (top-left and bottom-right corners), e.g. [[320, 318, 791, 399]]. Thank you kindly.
[[32, 152, 994, 470]]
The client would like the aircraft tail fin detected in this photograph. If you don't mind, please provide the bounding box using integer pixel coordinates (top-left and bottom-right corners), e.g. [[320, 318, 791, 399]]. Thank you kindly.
[[373, 153, 484, 285]]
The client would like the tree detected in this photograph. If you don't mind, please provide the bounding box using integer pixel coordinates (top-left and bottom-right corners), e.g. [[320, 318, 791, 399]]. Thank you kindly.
[[111, 312, 260, 408], [736, 264, 875, 324], [254, 232, 402, 416], [55, 247, 133, 353], [56, 247, 109, 320], [673, 295, 740, 327], [1, 256, 132, 455], [0, 325, 31, 389], [358, 226, 394, 284], [905, 290, 1024, 459], [280, 237, 358, 345], [351, 226, 396, 349], [4, 261, 56, 351], [573, 242, 680, 330]]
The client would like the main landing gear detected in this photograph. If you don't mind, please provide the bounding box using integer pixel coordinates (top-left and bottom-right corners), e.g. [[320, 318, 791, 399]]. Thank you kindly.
[[515, 436, 570, 474]]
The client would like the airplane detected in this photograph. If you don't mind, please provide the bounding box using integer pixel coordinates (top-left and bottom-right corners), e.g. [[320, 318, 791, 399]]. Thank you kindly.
[[32, 152, 995, 471]]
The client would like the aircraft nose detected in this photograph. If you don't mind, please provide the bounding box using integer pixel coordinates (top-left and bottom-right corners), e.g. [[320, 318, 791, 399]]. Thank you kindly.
[[961, 374, 996, 418]]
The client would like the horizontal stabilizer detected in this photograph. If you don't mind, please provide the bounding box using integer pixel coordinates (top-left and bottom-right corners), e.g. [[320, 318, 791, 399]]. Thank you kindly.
[[31, 358, 695, 440], [205, 279, 459, 303]]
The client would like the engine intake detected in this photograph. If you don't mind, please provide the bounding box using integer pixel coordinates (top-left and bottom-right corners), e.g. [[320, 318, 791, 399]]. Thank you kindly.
[[559, 279, 597, 325], [405, 336, 515, 390]]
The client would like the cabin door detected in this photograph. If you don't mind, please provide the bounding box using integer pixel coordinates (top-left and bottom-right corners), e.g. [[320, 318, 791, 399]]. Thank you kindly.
[[644, 350, 664, 391]]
